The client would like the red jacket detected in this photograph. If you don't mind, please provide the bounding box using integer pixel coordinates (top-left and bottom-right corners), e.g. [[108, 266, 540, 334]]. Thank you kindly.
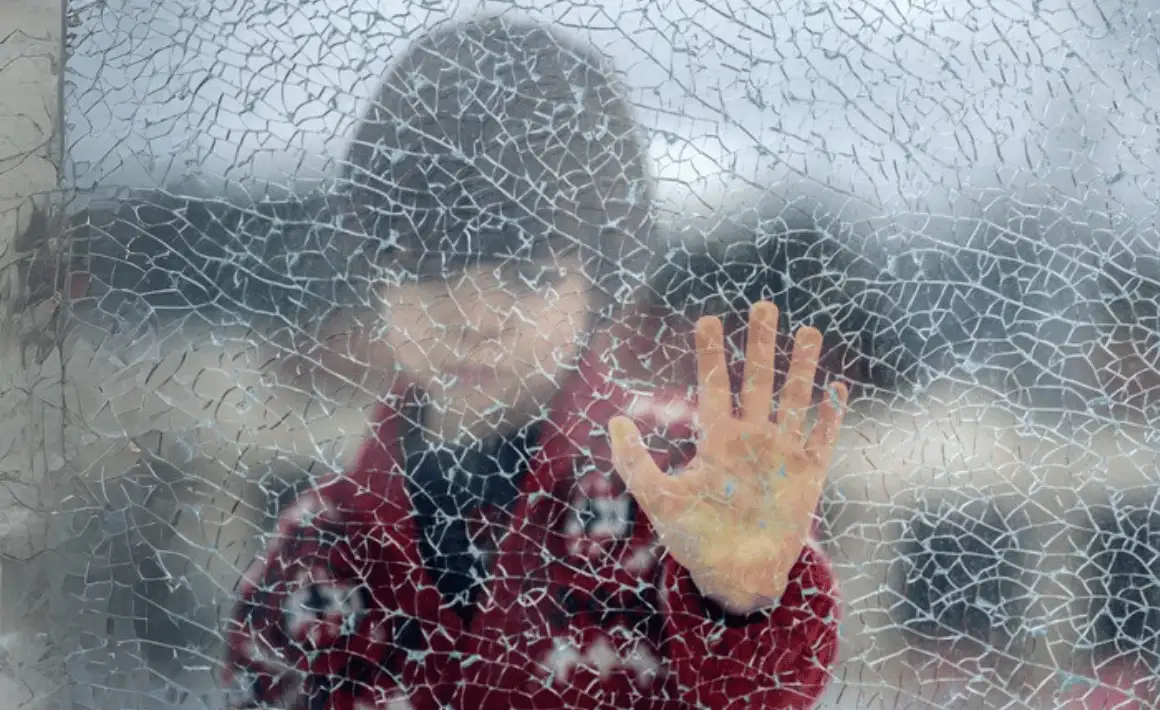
[[222, 316, 841, 710]]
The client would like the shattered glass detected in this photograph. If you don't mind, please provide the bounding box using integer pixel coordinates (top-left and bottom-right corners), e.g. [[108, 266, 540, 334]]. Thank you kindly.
[[0, 0, 1156, 707]]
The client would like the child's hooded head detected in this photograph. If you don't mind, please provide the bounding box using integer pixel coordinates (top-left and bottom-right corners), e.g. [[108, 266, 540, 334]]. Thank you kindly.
[[338, 15, 655, 438]]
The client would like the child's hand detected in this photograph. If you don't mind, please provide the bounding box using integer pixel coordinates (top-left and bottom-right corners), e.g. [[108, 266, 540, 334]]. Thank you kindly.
[[609, 301, 848, 614]]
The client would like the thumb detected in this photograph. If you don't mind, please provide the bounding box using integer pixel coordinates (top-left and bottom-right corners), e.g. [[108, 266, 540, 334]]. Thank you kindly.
[[609, 416, 686, 523]]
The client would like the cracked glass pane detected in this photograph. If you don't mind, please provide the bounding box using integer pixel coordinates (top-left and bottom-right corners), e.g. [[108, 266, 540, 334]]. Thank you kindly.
[[1, 0, 1154, 707]]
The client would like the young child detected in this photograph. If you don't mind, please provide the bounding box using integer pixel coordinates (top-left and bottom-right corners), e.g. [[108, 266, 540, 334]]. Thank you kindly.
[[223, 15, 848, 710]]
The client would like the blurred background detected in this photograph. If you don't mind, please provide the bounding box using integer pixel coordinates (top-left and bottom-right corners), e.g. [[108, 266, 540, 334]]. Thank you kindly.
[[0, 0, 1159, 707]]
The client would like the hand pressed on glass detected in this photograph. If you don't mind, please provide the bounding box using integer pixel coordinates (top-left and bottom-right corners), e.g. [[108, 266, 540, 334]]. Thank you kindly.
[[609, 300, 849, 614]]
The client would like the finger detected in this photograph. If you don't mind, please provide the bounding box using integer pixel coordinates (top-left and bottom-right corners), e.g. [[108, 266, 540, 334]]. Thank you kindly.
[[740, 301, 780, 423], [696, 316, 733, 430], [608, 416, 685, 522], [805, 381, 849, 470], [778, 326, 823, 441]]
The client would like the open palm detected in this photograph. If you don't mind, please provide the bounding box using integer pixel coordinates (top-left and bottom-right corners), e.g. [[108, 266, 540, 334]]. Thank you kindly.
[[609, 301, 848, 612]]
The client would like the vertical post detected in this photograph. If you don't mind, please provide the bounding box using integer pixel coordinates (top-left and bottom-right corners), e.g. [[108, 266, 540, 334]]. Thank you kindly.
[[0, 0, 69, 707]]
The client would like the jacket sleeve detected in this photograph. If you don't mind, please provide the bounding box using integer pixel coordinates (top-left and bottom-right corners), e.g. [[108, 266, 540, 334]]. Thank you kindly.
[[221, 485, 405, 710], [657, 537, 840, 710]]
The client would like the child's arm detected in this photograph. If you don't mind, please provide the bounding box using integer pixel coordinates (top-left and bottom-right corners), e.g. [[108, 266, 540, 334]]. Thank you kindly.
[[626, 394, 839, 708], [221, 485, 404, 710], [610, 301, 847, 709], [656, 538, 840, 709]]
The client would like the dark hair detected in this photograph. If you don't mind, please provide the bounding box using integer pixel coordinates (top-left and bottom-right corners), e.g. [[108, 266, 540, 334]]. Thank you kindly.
[[340, 14, 655, 312]]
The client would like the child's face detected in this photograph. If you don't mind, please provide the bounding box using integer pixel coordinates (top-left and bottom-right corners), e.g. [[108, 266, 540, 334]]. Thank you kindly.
[[380, 254, 591, 437]]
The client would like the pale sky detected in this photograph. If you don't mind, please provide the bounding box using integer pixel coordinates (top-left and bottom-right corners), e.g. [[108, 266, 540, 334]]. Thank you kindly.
[[65, 0, 1160, 228]]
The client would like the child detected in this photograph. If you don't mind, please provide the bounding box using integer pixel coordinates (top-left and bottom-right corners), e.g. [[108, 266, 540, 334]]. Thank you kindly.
[[223, 15, 848, 710]]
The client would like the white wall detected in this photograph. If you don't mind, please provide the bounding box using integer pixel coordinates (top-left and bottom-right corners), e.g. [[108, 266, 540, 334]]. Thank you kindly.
[[0, 2, 71, 708]]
